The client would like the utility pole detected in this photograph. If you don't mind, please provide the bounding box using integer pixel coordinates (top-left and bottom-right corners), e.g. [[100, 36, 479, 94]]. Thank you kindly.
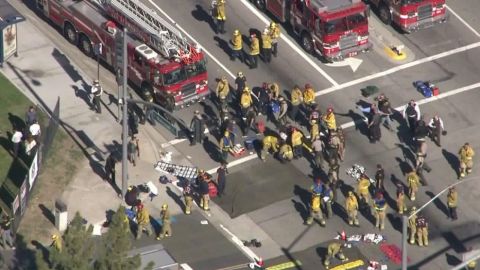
[[121, 28, 129, 198], [402, 176, 479, 270]]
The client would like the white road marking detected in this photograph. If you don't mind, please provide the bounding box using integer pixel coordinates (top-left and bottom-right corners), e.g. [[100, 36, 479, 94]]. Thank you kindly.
[[206, 153, 258, 175], [147, 0, 236, 80], [325, 57, 363, 72], [316, 41, 480, 97], [446, 5, 480, 38], [220, 224, 260, 261], [238, 0, 339, 87]]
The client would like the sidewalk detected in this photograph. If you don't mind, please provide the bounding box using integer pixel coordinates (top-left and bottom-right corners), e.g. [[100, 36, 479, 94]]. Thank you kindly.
[[0, 6, 283, 265]]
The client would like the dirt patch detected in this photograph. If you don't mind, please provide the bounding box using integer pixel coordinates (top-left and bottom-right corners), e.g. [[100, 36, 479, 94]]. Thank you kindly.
[[17, 130, 83, 246]]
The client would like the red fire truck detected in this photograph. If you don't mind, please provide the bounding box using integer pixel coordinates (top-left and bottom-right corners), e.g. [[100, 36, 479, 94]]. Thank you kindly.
[[369, 0, 447, 33], [252, 0, 372, 62], [35, 0, 209, 111]]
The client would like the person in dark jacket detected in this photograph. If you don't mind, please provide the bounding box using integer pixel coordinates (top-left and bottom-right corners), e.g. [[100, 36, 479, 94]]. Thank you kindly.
[[128, 109, 139, 138], [199, 176, 210, 211], [104, 153, 116, 184], [368, 108, 382, 143], [415, 120, 429, 142], [25, 106, 38, 126], [253, 84, 270, 115], [190, 110, 205, 145], [375, 164, 385, 192], [216, 162, 228, 197]]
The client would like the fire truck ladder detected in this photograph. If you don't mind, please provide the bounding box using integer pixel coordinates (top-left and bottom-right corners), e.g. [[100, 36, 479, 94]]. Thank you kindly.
[[103, 0, 191, 59]]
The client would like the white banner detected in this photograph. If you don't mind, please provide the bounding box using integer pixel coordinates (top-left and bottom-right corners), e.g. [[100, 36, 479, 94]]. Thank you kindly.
[[29, 153, 39, 190], [2, 24, 17, 60]]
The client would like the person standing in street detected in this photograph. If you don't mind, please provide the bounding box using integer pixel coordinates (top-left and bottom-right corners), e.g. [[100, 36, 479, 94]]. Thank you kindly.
[[408, 207, 417, 245], [104, 153, 116, 184], [322, 183, 334, 219], [290, 85, 303, 123], [91, 79, 103, 113], [128, 109, 139, 138], [373, 192, 387, 230], [268, 22, 281, 57], [212, 0, 226, 34], [1, 214, 15, 250], [374, 164, 385, 192], [230, 29, 244, 63], [416, 215, 429, 247], [428, 114, 445, 146], [157, 204, 172, 240], [128, 137, 139, 166], [240, 86, 253, 119], [403, 100, 421, 134], [407, 170, 420, 201], [311, 135, 324, 169], [357, 174, 371, 206], [459, 142, 475, 179], [219, 131, 234, 162], [234, 72, 247, 101], [376, 94, 394, 131], [290, 127, 304, 159], [396, 185, 406, 215], [11, 127, 23, 158], [183, 183, 194, 215], [190, 110, 205, 146], [248, 34, 260, 69], [306, 179, 326, 226], [345, 191, 359, 226], [261, 28, 272, 63], [216, 162, 228, 197], [447, 186, 458, 220], [368, 108, 382, 143], [215, 76, 230, 112], [199, 176, 211, 211], [135, 203, 152, 239]]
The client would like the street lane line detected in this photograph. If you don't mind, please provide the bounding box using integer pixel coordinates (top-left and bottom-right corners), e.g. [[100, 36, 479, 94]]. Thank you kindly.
[[446, 5, 480, 38], [220, 224, 260, 261], [238, 0, 339, 87], [315, 41, 480, 96], [147, 0, 236, 80], [207, 153, 258, 175]]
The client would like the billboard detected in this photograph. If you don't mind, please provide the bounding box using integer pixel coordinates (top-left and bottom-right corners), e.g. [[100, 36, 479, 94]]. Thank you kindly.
[[2, 24, 17, 60]]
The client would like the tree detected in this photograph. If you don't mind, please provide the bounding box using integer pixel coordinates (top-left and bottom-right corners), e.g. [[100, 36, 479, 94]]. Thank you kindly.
[[49, 212, 95, 270], [94, 206, 141, 270]]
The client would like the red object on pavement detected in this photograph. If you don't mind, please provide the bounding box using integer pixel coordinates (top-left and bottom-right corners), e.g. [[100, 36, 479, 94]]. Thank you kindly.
[[340, 230, 347, 241], [432, 86, 440, 96], [380, 243, 410, 264], [208, 181, 218, 198]]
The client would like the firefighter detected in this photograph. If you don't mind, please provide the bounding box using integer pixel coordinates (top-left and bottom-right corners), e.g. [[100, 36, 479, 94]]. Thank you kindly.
[[278, 96, 289, 126], [357, 173, 371, 206], [407, 170, 420, 201], [199, 174, 211, 211], [324, 241, 348, 268], [327, 131, 341, 167], [268, 22, 281, 57], [261, 28, 272, 63], [408, 207, 417, 245], [309, 120, 320, 141], [278, 142, 294, 163], [219, 131, 234, 162], [328, 164, 340, 190], [230, 29, 244, 62], [397, 185, 407, 215], [403, 100, 421, 134], [290, 127, 304, 159], [447, 186, 458, 220], [303, 84, 316, 107], [375, 164, 385, 192], [312, 135, 324, 169], [157, 204, 172, 240], [91, 79, 103, 114], [345, 191, 359, 226], [306, 179, 326, 226], [373, 192, 387, 230], [216, 76, 230, 111], [183, 183, 194, 215], [240, 86, 253, 118], [337, 126, 346, 162], [459, 142, 475, 179], [323, 183, 334, 218], [322, 107, 337, 133], [136, 203, 153, 239], [416, 214, 429, 246], [50, 234, 62, 252], [248, 33, 260, 69], [213, 0, 226, 34], [290, 85, 303, 122], [261, 135, 279, 161]]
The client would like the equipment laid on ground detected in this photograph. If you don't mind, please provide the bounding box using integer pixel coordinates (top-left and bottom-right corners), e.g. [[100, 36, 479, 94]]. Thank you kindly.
[[230, 144, 246, 157], [414, 81, 440, 97], [36, 0, 209, 110], [155, 161, 198, 179], [346, 164, 375, 184], [361, 85, 379, 98]]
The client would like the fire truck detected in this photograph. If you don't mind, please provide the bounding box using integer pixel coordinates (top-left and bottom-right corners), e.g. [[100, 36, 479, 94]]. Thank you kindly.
[[35, 0, 209, 111], [252, 0, 372, 62], [369, 0, 447, 33]]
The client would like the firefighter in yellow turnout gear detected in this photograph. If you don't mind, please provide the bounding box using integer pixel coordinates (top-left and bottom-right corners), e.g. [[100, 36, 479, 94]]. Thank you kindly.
[[215, 76, 230, 111], [345, 191, 359, 226], [230, 29, 244, 62], [268, 22, 281, 57], [408, 207, 417, 245], [213, 0, 226, 34], [157, 204, 172, 240], [248, 34, 260, 69], [324, 241, 348, 268], [261, 28, 272, 63], [261, 135, 279, 161], [306, 180, 326, 226], [459, 142, 475, 179], [357, 174, 371, 205], [407, 170, 420, 201], [322, 107, 337, 132], [303, 84, 316, 106], [416, 215, 429, 246]]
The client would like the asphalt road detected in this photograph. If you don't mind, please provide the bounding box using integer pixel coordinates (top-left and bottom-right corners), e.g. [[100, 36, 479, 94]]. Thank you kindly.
[[11, 0, 480, 268]]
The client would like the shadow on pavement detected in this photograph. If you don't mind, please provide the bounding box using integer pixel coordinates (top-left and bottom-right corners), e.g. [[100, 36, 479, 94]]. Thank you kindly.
[[291, 198, 308, 222], [213, 36, 232, 59], [386, 213, 402, 233], [7, 112, 26, 131], [191, 5, 217, 34], [13, 233, 37, 269], [38, 203, 55, 225], [72, 84, 92, 108], [442, 149, 460, 177], [445, 252, 462, 266], [202, 137, 222, 163], [165, 186, 185, 212], [425, 191, 449, 218]]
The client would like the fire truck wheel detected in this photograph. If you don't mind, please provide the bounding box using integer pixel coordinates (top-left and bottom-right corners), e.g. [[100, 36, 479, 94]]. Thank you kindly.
[[378, 4, 392, 25], [63, 23, 77, 45], [301, 33, 314, 54], [79, 35, 93, 57], [253, 0, 266, 10]]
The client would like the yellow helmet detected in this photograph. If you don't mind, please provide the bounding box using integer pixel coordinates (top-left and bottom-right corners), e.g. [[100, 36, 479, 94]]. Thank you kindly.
[[270, 22, 276, 28], [52, 234, 58, 240], [221, 75, 227, 81], [233, 29, 240, 36], [162, 204, 168, 210], [243, 86, 250, 92], [348, 191, 354, 197], [224, 131, 230, 137]]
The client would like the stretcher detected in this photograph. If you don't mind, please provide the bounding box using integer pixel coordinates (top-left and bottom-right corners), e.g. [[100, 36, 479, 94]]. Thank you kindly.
[[345, 164, 375, 184], [155, 161, 198, 179]]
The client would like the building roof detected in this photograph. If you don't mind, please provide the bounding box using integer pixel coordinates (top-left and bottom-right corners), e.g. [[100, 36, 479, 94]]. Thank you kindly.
[[0, 0, 25, 30]]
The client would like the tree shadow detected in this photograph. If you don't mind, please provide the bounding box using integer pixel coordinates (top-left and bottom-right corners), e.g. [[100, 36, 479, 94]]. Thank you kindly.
[[7, 112, 26, 131], [38, 203, 55, 225], [425, 191, 449, 218], [13, 233, 37, 270], [442, 149, 460, 177], [213, 36, 233, 59], [445, 252, 462, 266], [202, 137, 222, 163], [165, 186, 185, 212], [31, 240, 50, 266], [191, 5, 217, 33], [386, 213, 402, 233]]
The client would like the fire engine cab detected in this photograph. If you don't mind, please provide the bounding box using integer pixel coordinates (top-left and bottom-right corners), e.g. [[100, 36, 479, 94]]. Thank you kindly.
[[369, 0, 447, 33], [36, 0, 209, 111], [254, 0, 372, 62]]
